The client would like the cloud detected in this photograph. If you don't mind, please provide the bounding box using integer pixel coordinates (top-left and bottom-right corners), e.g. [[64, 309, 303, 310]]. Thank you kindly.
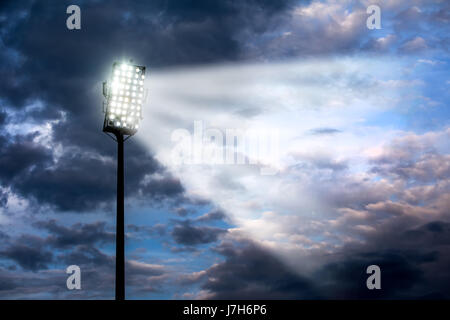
[[126, 260, 169, 294], [0, 127, 183, 211], [314, 251, 427, 299], [172, 207, 194, 217], [0, 189, 8, 208], [0, 267, 68, 299], [61, 245, 113, 267], [34, 220, 115, 248], [308, 127, 342, 136], [127, 260, 165, 276], [187, 216, 450, 299], [195, 209, 227, 222], [400, 37, 428, 53], [369, 129, 450, 182], [172, 221, 227, 246], [0, 235, 53, 271], [0, 229, 9, 240], [243, 0, 370, 58], [0, 110, 7, 126], [127, 223, 167, 238], [0, 218, 172, 297], [139, 173, 185, 201], [198, 239, 320, 299], [0, 132, 53, 183], [0, 219, 116, 272], [364, 35, 398, 52]]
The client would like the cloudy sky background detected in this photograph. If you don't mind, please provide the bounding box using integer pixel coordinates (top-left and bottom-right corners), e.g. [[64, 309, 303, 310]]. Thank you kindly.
[[0, 0, 449, 299]]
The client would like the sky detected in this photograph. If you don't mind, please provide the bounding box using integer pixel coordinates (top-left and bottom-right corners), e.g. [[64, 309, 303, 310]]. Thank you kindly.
[[0, 0, 449, 299]]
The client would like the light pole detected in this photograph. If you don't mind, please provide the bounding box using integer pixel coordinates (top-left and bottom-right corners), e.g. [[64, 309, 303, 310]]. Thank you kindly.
[[102, 61, 146, 300]]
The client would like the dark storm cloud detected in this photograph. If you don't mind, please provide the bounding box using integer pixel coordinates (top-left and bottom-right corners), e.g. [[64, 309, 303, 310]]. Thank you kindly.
[[0, 189, 8, 208], [0, 272, 17, 292], [0, 109, 7, 125], [0, 216, 170, 298], [34, 219, 115, 248], [314, 251, 428, 299], [201, 240, 320, 299], [0, 267, 68, 298], [0, 229, 9, 240], [171, 204, 210, 216], [60, 244, 113, 267], [172, 220, 227, 245], [310, 219, 450, 299], [0, 224, 117, 298], [10, 151, 119, 211], [0, 245, 52, 271], [173, 207, 192, 217], [0, 263, 114, 299], [333, 221, 450, 297], [195, 209, 226, 222], [404, 221, 450, 245], [139, 175, 185, 200], [6, 144, 155, 211], [0, 235, 53, 271], [188, 216, 450, 299], [0, 246, 169, 298], [0, 129, 182, 211], [0, 132, 53, 182], [0, 220, 115, 271]]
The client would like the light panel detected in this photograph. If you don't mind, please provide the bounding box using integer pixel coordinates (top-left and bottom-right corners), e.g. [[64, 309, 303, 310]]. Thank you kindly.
[[103, 61, 146, 134]]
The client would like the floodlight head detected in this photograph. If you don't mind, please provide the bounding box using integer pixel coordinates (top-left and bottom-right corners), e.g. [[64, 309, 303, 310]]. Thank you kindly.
[[103, 61, 146, 136]]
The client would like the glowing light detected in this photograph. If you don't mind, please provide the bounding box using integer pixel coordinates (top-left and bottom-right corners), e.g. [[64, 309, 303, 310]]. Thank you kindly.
[[104, 62, 146, 133]]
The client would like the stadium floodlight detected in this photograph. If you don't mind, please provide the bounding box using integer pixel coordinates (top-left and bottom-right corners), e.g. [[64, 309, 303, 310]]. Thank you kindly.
[[103, 61, 146, 136], [102, 60, 147, 301]]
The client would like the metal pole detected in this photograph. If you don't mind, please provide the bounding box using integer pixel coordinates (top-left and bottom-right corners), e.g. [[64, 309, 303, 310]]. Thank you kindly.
[[115, 132, 125, 300]]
